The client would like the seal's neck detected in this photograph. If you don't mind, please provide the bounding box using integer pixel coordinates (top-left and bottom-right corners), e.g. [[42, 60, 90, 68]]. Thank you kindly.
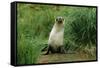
[[54, 22, 64, 32]]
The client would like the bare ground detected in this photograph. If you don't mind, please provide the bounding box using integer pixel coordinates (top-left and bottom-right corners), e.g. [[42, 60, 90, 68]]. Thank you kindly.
[[37, 52, 96, 64]]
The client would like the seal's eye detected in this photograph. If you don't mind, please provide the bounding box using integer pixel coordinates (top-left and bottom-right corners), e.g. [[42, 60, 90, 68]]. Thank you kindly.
[[62, 18, 64, 21], [56, 18, 59, 21]]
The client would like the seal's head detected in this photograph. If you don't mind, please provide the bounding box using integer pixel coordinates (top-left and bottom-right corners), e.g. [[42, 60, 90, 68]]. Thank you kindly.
[[55, 17, 64, 24]]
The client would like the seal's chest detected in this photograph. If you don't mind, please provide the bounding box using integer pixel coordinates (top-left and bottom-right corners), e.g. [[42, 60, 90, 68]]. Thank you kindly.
[[49, 28, 64, 47]]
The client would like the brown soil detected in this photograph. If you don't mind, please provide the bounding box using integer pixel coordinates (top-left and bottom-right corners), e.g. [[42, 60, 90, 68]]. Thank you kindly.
[[37, 52, 96, 64]]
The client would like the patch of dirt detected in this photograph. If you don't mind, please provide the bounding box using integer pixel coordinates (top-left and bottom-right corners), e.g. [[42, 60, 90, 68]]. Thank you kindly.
[[37, 52, 96, 64]]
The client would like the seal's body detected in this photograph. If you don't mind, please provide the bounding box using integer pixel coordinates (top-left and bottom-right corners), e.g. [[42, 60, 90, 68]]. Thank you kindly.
[[45, 17, 66, 54]]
